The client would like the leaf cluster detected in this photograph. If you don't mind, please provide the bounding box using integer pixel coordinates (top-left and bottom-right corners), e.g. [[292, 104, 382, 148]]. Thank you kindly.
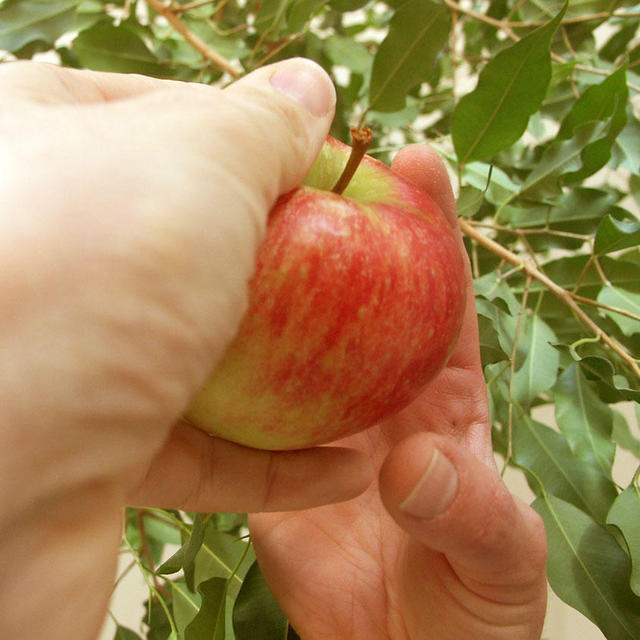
[[2, 0, 640, 637], [113, 509, 296, 639]]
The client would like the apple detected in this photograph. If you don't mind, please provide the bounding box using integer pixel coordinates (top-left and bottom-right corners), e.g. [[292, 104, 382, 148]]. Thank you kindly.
[[185, 133, 466, 450]]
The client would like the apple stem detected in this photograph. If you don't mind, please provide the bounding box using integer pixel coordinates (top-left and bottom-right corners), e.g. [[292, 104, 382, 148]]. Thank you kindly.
[[331, 126, 373, 195]]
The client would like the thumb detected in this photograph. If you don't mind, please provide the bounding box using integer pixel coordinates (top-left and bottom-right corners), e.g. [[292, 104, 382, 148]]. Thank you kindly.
[[380, 432, 547, 590], [222, 58, 336, 197], [0, 59, 337, 432]]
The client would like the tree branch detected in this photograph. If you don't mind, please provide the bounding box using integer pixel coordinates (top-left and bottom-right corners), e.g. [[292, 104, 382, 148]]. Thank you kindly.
[[146, 0, 241, 78], [459, 218, 640, 378]]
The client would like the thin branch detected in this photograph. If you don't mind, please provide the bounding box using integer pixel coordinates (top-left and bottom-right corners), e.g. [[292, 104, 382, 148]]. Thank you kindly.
[[471, 221, 591, 241], [459, 218, 640, 378], [110, 559, 137, 596], [136, 509, 156, 574], [573, 292, 640, 323], [174, 0, 223, 12], [443, 0, 518, 40], [146, 0, 240, 78], [251, 32, 305, 69], [135, 509, 171, 600], [443, 0, 640, 31], [594, 255, 610, 285], [504, 274, 532, 474], [443, 0, 640, 93]]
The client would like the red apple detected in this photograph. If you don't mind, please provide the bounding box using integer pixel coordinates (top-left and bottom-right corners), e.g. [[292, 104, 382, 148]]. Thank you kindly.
[[185, 135, 466, 450]]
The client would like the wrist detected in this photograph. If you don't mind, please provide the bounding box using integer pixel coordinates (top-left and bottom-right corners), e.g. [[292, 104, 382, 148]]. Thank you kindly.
[[0, 479, 124, 640]]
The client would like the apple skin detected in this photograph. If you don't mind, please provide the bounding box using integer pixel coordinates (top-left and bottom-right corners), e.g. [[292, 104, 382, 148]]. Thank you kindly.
[[185, 136, 466, 450]]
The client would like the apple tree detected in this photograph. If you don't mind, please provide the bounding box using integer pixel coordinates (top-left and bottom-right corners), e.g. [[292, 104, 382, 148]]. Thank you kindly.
[[1, 0, 639, 638]]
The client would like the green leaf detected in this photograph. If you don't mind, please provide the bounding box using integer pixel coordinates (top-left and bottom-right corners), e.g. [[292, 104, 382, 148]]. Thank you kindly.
[[324, 34, 371, 75], [594, 215, 640, 255], [607, 484, 640, 597], [171, 580, 201, 635], [233, 560, 289, 640], [512, 410, 618, 523], [145, 595, 174, 640], [534, 494, 640, 639], [287, 0, 325, 32], [72, 22, 169, 76], [536, 255, 640, 298], [328, 0, 369, 10], [193, 528, 254, 594], [184, 577, 227, 640], [557, 63, 628, 182], [456, 185, 484, 218], [597, 285, 640, 336], [475, 298, 521, 361], [368, 0, 449, 112], [512, 313, 559, 407], [113, 626, 143, 640], [567, 353, 640, 403], [613, 106, 640, 172], [451, 2, 566, 163], [0, 0, 78, 52], [474, 272, 522, 316], [554, 363, 616, 476], [254, 0, 291, 36], [558, 64, 628, 140], [600, 20, 639, 62], [498, 186, 618, 231], [519, 120, 609, 199], [461, 162, 520, 206], [157, 545, 186, 576], [157, 515, 207, 588]]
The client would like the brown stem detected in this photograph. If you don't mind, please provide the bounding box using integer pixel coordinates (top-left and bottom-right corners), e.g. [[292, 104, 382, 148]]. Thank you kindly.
[[332, 127, 373, 195], [459, 218, 640, 379], [505, 273, 532, 472], [136, 509, 156, 573], [145, 0, 240, 78], [135, 509, 170, 600], [573, 293, 640, 323]]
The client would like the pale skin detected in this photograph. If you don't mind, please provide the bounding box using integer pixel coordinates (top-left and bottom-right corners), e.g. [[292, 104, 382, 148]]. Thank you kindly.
[[0, 59, 547, 640]]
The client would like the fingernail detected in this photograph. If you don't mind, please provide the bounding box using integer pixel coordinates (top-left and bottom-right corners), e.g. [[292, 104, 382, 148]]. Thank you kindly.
[[400, 449, 458, 519], [270, 59, 335, 117]]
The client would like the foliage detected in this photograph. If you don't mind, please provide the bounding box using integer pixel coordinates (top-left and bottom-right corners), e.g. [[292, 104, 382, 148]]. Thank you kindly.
[[1, 0, 639, 637]]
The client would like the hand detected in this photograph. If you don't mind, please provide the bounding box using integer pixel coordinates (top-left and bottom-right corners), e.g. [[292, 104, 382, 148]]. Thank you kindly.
[[250, 145, 549, 639], [0, 60, 372, 640]]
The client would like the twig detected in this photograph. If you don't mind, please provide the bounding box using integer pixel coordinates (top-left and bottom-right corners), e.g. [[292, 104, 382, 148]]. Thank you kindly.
[[110, 559, 137, 596], [468, 219, 589, 239], [251, 32, 305, 69], [443, 0, 640, 93], [443, 0, 518, 40], [146, 0, 240, 77], [504, 274, 532, 473], [459, 218, 640, 378], [573, 292, 640, 323], [136, 509, 156, 574], [443, 0, 640, 31], [135, 509, 171, 600], [174, 0, 222, 12]]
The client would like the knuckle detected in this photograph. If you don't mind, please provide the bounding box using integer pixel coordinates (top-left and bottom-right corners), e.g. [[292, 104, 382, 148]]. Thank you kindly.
[[261, 453, 282, 511]]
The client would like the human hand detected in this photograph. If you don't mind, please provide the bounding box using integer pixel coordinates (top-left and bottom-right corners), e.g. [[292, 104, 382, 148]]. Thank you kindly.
[[0, 60, 372, 640], [250, 145, 548, 639]]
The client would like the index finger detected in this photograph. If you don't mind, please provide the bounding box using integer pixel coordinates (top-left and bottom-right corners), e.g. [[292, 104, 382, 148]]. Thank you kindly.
[[391, 144, 458, 228], [0, 61, 201, 104], [391, 145, 480, 374]]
